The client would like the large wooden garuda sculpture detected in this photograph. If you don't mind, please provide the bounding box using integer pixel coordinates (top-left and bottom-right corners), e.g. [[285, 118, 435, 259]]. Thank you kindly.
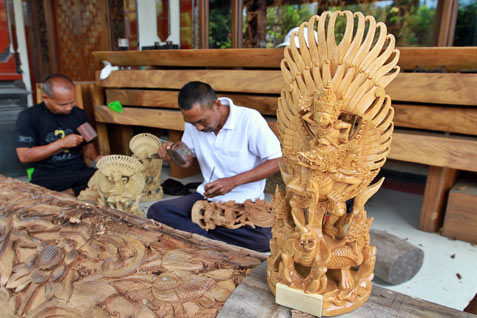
[[267, 11, 399, 316]]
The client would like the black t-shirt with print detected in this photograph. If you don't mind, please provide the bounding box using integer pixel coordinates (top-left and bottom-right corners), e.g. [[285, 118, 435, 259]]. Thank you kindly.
[[15, 102, 90, 176]]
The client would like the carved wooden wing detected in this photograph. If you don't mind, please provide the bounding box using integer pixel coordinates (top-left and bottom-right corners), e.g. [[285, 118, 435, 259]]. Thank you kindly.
[[278, 11, 399, 174]]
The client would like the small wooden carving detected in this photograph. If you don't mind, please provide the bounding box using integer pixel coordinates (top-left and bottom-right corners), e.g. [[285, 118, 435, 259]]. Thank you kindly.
[[267, 11, 399, 316], [96, 155, 145, 216], [129, 133, 164, 202], [191, 199, 274, 231], [0, 175, 263, 317]]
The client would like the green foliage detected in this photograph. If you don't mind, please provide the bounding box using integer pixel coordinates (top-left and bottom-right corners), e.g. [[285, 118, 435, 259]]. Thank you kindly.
[[209, 8, 232, 48], [454, 0, 477, 46], [265, 5, 314, 48]]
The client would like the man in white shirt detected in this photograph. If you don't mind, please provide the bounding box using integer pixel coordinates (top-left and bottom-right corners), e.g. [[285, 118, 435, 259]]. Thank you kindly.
[[147, 81, 282, 252]]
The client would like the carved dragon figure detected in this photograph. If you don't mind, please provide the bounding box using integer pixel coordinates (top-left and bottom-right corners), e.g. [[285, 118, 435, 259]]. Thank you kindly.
[[267, 10, 399, 316]]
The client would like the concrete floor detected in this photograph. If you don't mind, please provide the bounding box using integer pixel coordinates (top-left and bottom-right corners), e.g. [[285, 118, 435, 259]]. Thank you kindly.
[[142, 166, 477, 312]]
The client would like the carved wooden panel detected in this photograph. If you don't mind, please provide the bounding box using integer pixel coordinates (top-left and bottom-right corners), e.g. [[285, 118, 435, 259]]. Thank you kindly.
[[54, 0, 112, 81], [0, 175, 263, 317]]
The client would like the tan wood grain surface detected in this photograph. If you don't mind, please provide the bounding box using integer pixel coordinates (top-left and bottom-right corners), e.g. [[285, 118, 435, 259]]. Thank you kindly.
[[442, 178, 477, 243], [387, 73, 477, 106], [105, 88, 279, 115], [96, 70, 284, 94], [393, 104, 477, 135], [97, 71, 477, 106], [95, 105, 185, 131], [389, 130, 477, 171], [93, 47, 477, 72]]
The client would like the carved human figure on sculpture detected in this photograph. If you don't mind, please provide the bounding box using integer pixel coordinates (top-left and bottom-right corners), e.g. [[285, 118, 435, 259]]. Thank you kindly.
[[147, 81, 282, 252], [267, 11, 399, 316], [15, 74, 101, 196]]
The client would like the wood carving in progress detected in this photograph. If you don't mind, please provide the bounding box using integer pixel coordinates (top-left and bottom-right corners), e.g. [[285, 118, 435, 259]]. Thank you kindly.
[[191, 199, 274, 231], [129, 133, 164, 202], [95, 154, 145, 216], [267, 11, 399, 316], [0, 175, 263, 317]]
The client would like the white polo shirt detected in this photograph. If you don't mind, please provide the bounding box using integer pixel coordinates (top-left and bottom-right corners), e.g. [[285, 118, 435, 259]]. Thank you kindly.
[[182, 97, 282, 203]]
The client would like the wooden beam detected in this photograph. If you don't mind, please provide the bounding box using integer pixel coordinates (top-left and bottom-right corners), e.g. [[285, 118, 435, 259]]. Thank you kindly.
[[419, 166, 458, 232], [389, 130, 477, 172], [393, 104, 477, 136], [105, 88, 279, 115], [92, 47, 477, 72], [98, 71, 477, 106], [397, 47, 477, 72], [93, 48, 284, 68], [96, 70, 284, 94], [387, 73, 477, 106], [94, 106, 185, 131], [231, 0, 243, 48]]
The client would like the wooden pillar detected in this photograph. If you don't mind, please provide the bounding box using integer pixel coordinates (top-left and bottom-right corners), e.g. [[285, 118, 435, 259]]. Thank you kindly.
[[419, 166, 458, 232], [433, 0, 459, 46], [43, 0, 58, 74], [91, 85, 111, 155], [199, 0, 209, 49], [231, 0, 243, 48]]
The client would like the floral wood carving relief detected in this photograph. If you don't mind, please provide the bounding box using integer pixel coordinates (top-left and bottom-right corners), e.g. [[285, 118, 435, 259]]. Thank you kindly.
[[267, 11, 399, 316], [0, 175, 262, 317]]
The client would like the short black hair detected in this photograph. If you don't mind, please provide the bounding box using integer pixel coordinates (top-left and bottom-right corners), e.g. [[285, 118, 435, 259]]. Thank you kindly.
[[178, 81, 217, 110], [42, 73, 75, 98]]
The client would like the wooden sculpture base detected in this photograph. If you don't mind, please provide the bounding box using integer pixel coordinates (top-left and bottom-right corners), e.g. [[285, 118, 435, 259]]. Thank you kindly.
[[276, 283, 324, 317]]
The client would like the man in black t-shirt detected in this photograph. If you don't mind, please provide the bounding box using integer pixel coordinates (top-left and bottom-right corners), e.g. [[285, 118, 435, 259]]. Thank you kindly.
[[15, 74, 101, 196]]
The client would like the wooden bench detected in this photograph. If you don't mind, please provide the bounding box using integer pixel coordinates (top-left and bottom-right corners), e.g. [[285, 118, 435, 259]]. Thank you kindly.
[[91, 47, 477, 234]]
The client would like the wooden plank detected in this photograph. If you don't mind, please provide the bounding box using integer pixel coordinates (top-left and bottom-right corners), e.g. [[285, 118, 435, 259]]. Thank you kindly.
[[93, 47, 477, 72], [218, 261, 474, 318], [96, 70, 284, 94], [99, 71, 477, 106], [94, 105, 185, 131], [389, 130, 477, 172], [93, 48, 284, 68], [419, 166, 458, 232], [105, 89, 180, 108], [393, 104, 477, 135], [387, 73, 477, 106], [398, 47, 477, 72], [105, 88, 279, 115], [442, 178, 477, 243]]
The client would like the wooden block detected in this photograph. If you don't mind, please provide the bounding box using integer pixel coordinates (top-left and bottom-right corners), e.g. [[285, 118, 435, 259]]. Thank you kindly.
[[370, 229, 424, 285], [275, 283, 323, 317], [442, 177, 477, 243]]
